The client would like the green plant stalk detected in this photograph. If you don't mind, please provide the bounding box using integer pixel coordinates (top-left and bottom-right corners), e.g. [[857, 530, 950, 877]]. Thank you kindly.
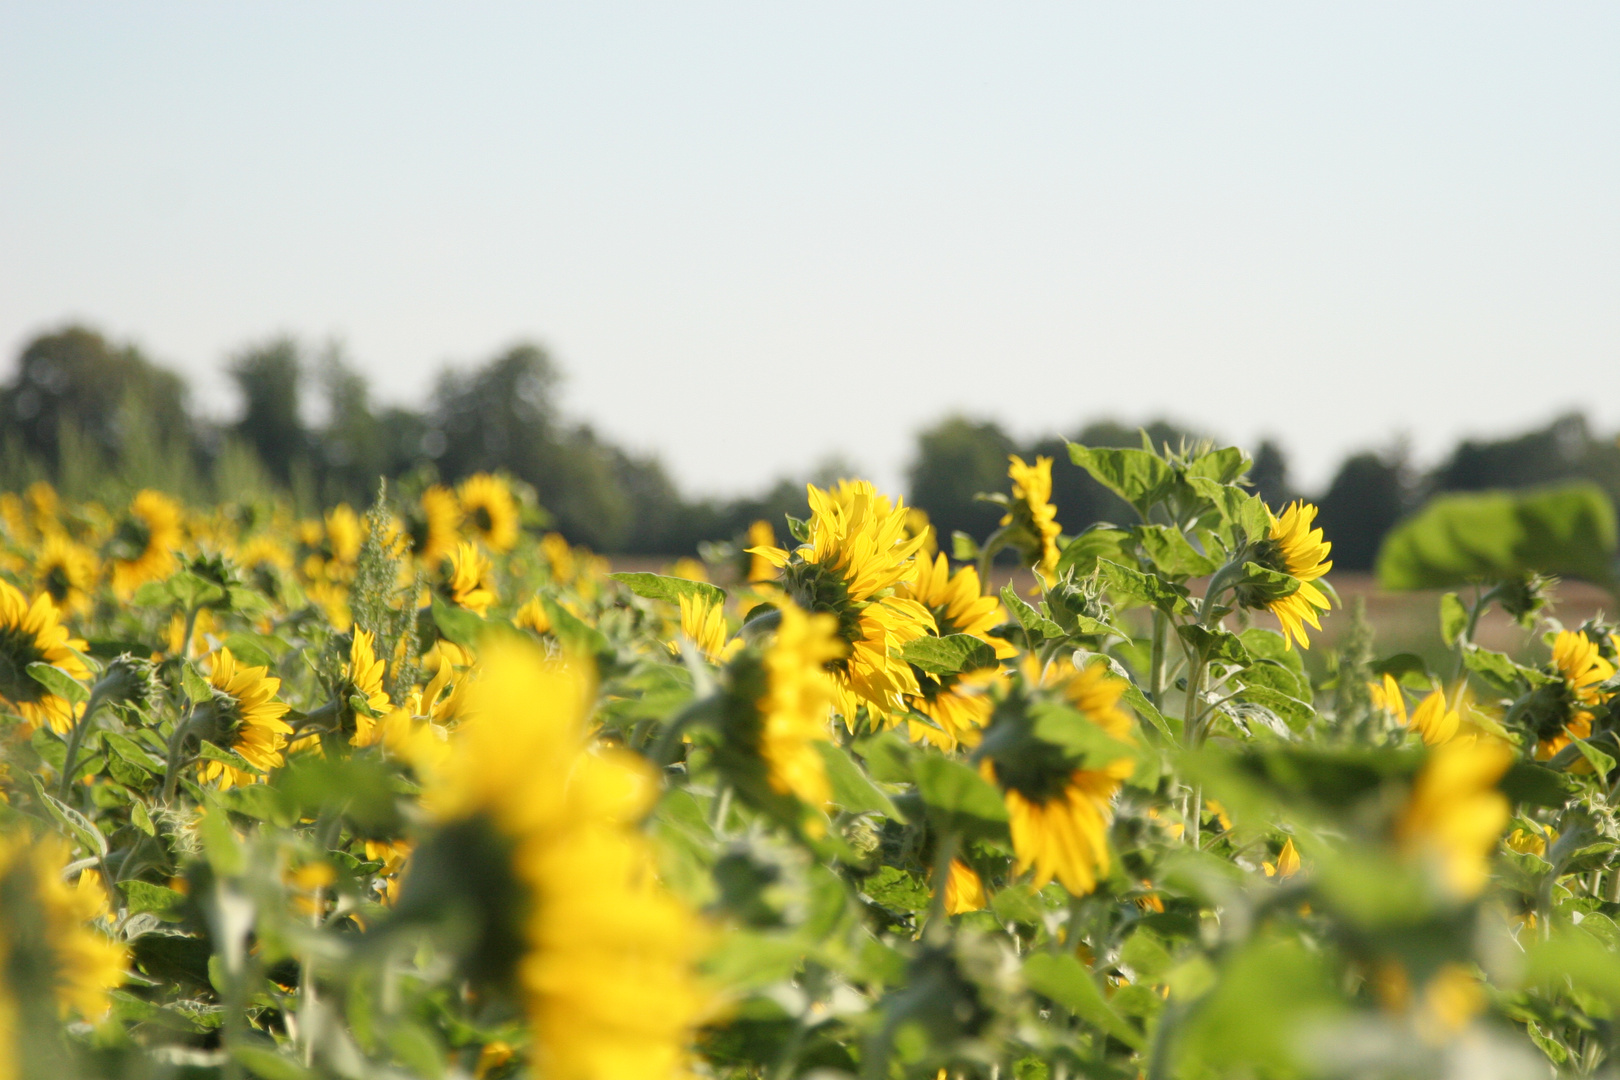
[[55, 687, 107, 800], [925, 830, 959, 940]]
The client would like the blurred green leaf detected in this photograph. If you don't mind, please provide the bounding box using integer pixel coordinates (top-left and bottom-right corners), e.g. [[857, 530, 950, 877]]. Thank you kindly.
[[816, 742, 902, 820], [609, 571, 726, 610], [26, 662, 87, 704], [1439, 592, 1468, 646], [912, 755, 1009, 840], [901, 634, 999, 676], [1377, 483, 1618, 590], [1024, 952, 1144, 1049]]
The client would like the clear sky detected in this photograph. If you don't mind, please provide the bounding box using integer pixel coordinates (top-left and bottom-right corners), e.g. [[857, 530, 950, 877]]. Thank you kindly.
[[2, 4, 1616, 498]]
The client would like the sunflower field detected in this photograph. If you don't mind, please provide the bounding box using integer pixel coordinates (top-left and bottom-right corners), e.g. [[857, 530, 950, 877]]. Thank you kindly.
[[0, 440, 1618, 1080]]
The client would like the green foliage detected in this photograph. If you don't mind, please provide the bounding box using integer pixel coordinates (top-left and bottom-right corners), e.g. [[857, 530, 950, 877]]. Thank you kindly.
[[1377, 482, 1618, 590]]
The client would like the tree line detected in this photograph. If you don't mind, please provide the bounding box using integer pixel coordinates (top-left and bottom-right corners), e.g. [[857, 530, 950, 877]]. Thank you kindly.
[[4, 324, 1618, 565]]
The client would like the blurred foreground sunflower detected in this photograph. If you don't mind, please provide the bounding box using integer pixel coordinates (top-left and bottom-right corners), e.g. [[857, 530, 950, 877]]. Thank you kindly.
[[411, 641, 707, 1079]]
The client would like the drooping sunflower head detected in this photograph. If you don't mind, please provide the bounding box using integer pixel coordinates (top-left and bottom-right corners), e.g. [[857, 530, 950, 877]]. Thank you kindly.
[[976, 659, 1135, 895], [749, 482, 936, 728], [198, 647, 292, 789], [1235, 501, 1334, 650], [457, 473, 520, 553], [1001, 455, 1061, 579], [404, 485, 463, 566], [411, 641, 706, 1077], [443, 542, 496, 617], [0, 581, 91, 735], [106, 489, 183, 598], [33, 534, 98, 617], [0, 831, 127, 1057]]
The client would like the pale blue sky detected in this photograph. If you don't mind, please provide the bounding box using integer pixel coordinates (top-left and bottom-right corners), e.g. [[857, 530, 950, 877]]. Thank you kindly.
[[2, 4, 1616, 496]]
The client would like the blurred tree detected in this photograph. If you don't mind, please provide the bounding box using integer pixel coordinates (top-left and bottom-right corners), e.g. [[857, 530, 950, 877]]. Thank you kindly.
[[1, 325, 193, 481], [230, 338, 309, 487], [313, 347, 393, 506], [1317, 450, 1412, 572], [1431, 413, 1620, 507], [907, 416, 1016, 543], [1248, 438, 1295, 508]]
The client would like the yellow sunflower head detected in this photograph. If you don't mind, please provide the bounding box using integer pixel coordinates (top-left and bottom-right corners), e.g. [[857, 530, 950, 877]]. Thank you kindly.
[[1234, 501, 1334, 650], [976, 659, 1136, 896], [405, 485, 463, 566], [0, 831, 127, 1056], [1528, 629, 1617, 760], [444, 542, 496, 617], [0, 580, 90, 735], [106, 489, 183, 598], [749, 481, 936, 729], [672, 593, 739, 664], [324, 504, 364, 566], [458, 473, 521, 553], [1001, 455, 1061, 580], [198, 647, 293, 789], [411, 641, 707, 1078], [1396, 734, 1511, 899], [744, 519, 778, 584], [343, 630, 394, 747], [33, 534, 98, 617]]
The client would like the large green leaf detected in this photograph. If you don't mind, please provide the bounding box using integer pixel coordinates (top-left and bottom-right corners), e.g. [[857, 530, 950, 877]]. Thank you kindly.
[[1376, 483, 1618, 590], [1067, 445, 1172, 516], [608, 572, 726, 610], [900, 634, 999, 676]]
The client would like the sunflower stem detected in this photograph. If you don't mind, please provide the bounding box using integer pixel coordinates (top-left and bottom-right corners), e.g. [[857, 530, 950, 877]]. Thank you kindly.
[[1149, 611, 1167, 709], [925, 830, 959, 939], [56, 687, 107, 801]]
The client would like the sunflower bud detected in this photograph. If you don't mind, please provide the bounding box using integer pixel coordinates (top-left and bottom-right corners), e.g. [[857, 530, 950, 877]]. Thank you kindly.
[[1497, 573, 1553, 627], [93, 654, 159, 713]]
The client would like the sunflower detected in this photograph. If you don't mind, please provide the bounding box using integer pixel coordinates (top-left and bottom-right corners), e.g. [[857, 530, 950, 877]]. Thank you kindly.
[[406, 485, 463, 566], [943, 859, 986, 915], [415, 640, 707, 1079], [1002, 455, 1061, 580], [198, 647, 293, 789], [324, 505, 364, 566], [0, 833, 127, 1069], [750, 481, 936, 729], [898, 552, 1013, 750], [344, 630, 394, 746], [33, 534, 98, 617], [978, 659, 1135, 896], [0, 581, 91, 735], [1396, 735, 1511, 899], [1532, 630, 1617, 760], [541, 533, 576, 586], [1406, 689, 1462, 746], [445, 542, 497, 616], [1237, 501, 1333, 650], [458, 473, 520, 553], [672, 593, 739, 664], [744, 520, 777, 584], [753, 602, 845, 812], [107, 489, 183, 598]]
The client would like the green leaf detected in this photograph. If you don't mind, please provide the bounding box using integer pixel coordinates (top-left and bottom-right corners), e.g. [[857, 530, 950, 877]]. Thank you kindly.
[[104, 732, 164, 774], [26, 662, 88, 704], [27, 775, 108, 857], [1135, 525, 1218, 578], [608, 572, 726, 610], [1176, 625, 1250, 665], [1097, 560, 1191, 615], [1501, 762, 1577, 808], [430, 594, 489, 649], [1067, 445, 1172, 516], [815, 742, 902, 820], [195, 740, 263, 776], [1570, 739, 1617, 777], [1189, 446, 1251, 485], [951, 531, 981, 562], [222, 632, 289, 669], [861, 865, 930, 913], [121, 880, 185, 917], [130, 799, 156, 836], [1439, 592, 1468, 646], [230, 1045, 317, 1080], [1023, 952, 1144, 1049], [900, 634, 999, 676], [1121, 683, 1178, 740], [1187, 477, 1272, 543], [1055, 527, 1130, 578], [1460, 644, 1529, 691], [999, 586, 1063, 639], [180, 662, 213, 704], [912, 755, 1009, 840], [538, 596, 612, 657], [1030, 703, 1138, 768], [1377, 483, 1619, 589]]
